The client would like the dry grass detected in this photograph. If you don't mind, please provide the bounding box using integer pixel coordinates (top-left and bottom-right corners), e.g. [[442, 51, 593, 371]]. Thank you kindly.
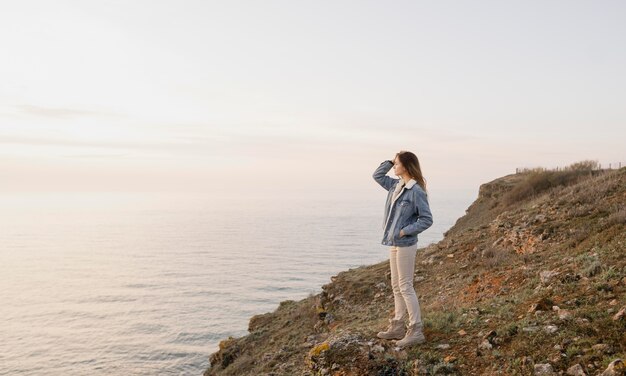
[[481, 246, 517, 269], [504, 160, 607, 205], [607, 206, 626, 226], [505, 171, 591, 205]]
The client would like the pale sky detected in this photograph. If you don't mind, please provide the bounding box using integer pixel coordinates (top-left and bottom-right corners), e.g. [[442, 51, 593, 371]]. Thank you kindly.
[[1, 0, 625, 198]]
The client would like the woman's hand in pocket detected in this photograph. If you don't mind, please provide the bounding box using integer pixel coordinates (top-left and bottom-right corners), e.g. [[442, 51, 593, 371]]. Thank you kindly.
[[399, 230, 405, 237]]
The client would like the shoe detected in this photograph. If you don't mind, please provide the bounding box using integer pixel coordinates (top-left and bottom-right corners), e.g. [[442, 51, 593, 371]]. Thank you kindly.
[[376, 319, 405, 340], [395, 323, 426, 348]]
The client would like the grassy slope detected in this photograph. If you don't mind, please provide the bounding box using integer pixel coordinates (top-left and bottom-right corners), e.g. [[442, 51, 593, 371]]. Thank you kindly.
[[206, 168, 626, 376]]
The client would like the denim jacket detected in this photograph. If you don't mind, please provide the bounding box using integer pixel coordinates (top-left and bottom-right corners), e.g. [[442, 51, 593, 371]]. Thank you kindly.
[[373, 160, 433, 247]]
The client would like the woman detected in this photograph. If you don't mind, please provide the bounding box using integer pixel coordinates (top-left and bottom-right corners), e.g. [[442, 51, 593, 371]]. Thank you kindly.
[[372, 151, 433, 348]]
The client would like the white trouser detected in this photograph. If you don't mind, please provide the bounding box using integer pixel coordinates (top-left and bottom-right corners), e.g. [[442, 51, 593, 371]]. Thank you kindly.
[[389, 244, 422, 327]]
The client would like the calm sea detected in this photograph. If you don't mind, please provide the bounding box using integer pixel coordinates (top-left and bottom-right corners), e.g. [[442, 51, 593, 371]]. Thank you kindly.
[[0, 190, 474, 375]]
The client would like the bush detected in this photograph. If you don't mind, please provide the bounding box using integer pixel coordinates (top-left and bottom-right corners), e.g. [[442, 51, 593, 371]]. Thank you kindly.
[[482, 247, 516, 268], [567, 160, 599, 171], [425, 310, 461, 333], [505, 166, 595, 205], [606, 206, 626, 226]]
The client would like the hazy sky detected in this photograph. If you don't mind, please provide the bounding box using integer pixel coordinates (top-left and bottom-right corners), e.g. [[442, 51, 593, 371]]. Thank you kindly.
[[1, 0, 624, 198]]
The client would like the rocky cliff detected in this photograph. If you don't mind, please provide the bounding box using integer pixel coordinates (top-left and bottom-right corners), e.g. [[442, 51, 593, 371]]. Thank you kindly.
[[205, 166, 625, 376]]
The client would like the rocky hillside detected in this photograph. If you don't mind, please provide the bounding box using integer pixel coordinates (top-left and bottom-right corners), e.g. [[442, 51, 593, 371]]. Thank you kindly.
[[205, 166, 626, 376]]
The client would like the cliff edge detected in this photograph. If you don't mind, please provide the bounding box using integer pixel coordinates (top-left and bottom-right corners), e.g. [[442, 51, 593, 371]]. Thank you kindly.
[[206, 166, 626, 376]]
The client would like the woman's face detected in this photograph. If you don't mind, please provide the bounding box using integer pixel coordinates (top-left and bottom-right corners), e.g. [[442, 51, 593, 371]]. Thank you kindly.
[[393, 157, 406, 176]]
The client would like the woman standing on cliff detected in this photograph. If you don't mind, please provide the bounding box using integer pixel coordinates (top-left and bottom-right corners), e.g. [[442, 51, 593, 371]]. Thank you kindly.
[[372, 151, 433, 348]]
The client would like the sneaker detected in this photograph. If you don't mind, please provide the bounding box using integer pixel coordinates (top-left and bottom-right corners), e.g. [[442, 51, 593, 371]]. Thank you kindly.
[[376, 319, 405, 340], [395, 323, 426, 348]]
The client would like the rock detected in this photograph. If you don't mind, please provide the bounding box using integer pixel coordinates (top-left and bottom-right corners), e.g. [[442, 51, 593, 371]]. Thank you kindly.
[[609, 299, 618, 306], [248, 312, 274, 332], [323, 313, 334, 325], [566, 363, 586, 376], [613, 307, 625, 321], [307, 334, 379, 374], [458, 329, 467, 336], [478, 339, 492, 350], [598, 359, 625, 375], [522, 326, 540, 333], [483, 330, 497, 343], [371, 344, 385, 353], [552, 305, 560, 311], [436, 343, 451, 350], [309, 342, 330, 357], [414, 275, 425, 283], [209, 337, 241, 369], [375, 282, 386, 290], [540, 270, 560, 285], [544, 325, 558, 334], [558, 309, 573, 320], [534, 363, 554, 375]]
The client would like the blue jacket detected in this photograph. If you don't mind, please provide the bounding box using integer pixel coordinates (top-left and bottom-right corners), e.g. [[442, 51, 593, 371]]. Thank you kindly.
[[373, 160, 433, 246]]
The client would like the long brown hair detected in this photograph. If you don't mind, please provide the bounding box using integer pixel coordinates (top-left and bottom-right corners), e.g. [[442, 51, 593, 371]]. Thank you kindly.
[[396, 151, 427, 191]]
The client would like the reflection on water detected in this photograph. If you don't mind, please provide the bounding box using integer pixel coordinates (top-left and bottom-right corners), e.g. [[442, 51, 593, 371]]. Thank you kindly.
[[0, 190, 474, 375]]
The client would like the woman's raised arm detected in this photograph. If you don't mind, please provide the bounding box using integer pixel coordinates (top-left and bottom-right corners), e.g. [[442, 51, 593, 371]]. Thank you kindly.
[[372, 160, 397, 191]]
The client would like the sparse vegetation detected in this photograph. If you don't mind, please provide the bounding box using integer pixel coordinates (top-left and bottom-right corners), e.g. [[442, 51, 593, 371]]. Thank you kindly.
[[607, 206, 626, 226], [481, 246, 517, 268], [504, 160, 603, 205], [206, 167, 625, 376], [424, 310, 462, 333]]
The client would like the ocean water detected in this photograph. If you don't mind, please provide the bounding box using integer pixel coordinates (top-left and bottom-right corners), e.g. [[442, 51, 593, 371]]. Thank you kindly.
[[0, 190, 475, 375]]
